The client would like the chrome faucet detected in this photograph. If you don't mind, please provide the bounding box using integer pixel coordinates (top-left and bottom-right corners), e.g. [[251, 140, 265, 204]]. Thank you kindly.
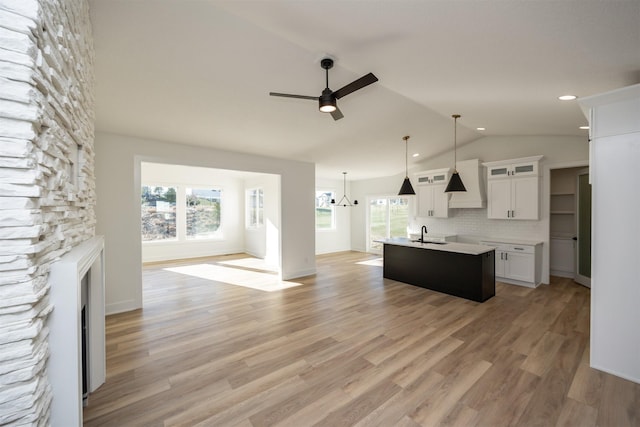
[[421, 225, 428, 242]]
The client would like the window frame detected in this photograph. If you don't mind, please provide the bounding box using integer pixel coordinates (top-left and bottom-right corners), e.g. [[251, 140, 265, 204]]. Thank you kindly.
[[185, 186, 223, 241], [140, 184, 178, 243], [315, 189, 336, 231], [141, 183, 224, 244], [246, 187, 264, 229]]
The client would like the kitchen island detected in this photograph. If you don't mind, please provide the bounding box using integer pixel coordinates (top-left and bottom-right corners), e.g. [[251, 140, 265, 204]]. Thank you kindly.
[[378, 238, 496, 302]]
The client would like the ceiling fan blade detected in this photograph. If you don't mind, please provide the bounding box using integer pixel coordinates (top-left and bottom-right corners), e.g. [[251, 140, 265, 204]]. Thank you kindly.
[[269, 92, 318, 101], [333, 73, 378, 99], [330, 107, 344, 121]]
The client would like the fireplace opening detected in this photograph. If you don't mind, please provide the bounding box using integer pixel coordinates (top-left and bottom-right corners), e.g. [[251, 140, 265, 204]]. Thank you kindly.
[[81, 272, 89, 406]]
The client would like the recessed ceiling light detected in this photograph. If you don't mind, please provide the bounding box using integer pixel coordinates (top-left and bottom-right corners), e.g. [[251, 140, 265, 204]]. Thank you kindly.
[[412, 153, 419, 158], [579, 126, 590, 130], [476, 127, 486, 131], [558, 95, 577, 101]]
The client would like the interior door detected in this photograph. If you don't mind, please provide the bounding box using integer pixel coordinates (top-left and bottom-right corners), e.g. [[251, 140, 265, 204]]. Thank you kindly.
[[574, 169, 592, 287]]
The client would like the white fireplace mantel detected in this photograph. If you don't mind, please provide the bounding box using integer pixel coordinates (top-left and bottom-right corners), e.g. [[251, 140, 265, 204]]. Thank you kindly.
[[48, 235, 105, 427]]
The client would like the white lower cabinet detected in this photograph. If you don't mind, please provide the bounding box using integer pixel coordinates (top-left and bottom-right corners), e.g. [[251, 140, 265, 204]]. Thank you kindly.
[[481, 240, 542, 287]]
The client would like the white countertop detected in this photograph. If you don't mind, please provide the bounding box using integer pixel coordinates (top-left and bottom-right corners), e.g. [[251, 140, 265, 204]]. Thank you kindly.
[[377, 237, 494, 255], [479, 237, 544, 246], [408, 232, 456, 240]]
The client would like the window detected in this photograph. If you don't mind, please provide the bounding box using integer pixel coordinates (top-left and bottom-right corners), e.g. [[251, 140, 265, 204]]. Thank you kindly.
[[368, 196, 409, 251], [315, 190, 335, 230], [186, 188, 221, 239], [247, 188, 264, 228], [141, 185, 177, 241]]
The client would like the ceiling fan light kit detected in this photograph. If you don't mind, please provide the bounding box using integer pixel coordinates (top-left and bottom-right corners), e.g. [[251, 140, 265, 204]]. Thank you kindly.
[[269, 57, 378, 121], [445, 114, 467, 193], [319, 88, 337, 112]]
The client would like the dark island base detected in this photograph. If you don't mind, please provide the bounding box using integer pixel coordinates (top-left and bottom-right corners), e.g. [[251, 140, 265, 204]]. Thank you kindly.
[[383, 244, 495, 302]]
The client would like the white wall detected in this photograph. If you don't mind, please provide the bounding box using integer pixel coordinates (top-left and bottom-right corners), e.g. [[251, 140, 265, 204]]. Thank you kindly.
[[316, 177, 352, 254], [244, 173, 280, 269], [580, 84, 640, 384], [95, 132, 315, 314], [350, 135, 589, 283]]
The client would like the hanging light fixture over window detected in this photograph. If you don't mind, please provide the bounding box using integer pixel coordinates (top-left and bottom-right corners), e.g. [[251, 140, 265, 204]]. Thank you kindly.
[[445, 114, 467, 193], [398, 135, 416, 195], [331, 172, 358, 206]]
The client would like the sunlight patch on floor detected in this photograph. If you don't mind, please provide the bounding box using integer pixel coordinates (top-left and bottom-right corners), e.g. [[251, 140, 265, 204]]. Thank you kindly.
[[164, 264, 302, 292], [356, 257, 383, 267], [218, 257, 279, 273]]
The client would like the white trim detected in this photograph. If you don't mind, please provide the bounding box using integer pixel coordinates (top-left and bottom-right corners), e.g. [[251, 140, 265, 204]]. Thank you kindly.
[[542, 160, 589, 284]]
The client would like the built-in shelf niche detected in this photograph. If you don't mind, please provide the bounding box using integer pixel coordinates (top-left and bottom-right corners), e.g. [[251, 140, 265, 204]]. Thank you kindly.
[[550, 169, 580, 237], [550, 193, 576, 236]]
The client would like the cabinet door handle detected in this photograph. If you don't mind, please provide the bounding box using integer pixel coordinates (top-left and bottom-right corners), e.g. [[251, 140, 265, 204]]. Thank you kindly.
[[507, 210, 510, 218], [512, 210, 515, 217], [505, 253, 508, 260]]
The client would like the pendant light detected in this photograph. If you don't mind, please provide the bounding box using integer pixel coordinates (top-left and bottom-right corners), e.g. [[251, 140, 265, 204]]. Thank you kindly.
[[398, 135, 416, 195], [331, 172, 358, 206], [445, 114, 467, 192]]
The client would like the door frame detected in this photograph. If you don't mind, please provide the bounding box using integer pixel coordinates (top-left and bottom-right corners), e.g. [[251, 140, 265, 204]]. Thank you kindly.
[[365, 194, 412, 254], [574, 168, 592, 287], [544, 160, 589, 284]]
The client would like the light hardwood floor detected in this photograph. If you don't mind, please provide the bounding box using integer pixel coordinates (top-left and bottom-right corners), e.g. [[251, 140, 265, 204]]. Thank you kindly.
[[83, 252, 639, 426]]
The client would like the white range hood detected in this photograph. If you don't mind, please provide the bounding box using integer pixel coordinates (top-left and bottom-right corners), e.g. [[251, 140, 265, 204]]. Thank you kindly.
[[449, 158, 486, 208]]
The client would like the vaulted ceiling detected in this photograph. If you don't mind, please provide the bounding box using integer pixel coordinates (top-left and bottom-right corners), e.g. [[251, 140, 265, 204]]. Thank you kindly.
[[88, 0, 640, 180]]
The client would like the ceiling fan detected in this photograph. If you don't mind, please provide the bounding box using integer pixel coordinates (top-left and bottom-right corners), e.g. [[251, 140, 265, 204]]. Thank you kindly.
[[269, 58, 378, 120]]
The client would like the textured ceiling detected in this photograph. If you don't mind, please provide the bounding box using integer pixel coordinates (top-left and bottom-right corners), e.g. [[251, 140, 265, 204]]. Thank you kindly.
[[88, 0, 640, 180]]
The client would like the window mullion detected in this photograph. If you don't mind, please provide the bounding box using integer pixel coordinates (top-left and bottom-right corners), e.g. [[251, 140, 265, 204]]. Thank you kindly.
[[176, 186, 187, 241]]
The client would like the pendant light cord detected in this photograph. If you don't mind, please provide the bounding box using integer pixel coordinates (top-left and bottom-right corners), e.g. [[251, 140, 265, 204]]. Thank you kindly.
[[343, 172, 347, 194], [452, 114, 460, 172], [404, 135, 410, 178]]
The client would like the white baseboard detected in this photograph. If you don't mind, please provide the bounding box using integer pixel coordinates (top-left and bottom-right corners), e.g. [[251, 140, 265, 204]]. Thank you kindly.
[[590, 362, 640, 385], [282, 268, 316, 281], [106, 299, 140, 315]]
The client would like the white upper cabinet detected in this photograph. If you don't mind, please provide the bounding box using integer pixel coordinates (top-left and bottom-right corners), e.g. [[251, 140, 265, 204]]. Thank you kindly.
[[487, 159, 539, 179], [415, 168, 451, 218], [483, 156, 543, 220]]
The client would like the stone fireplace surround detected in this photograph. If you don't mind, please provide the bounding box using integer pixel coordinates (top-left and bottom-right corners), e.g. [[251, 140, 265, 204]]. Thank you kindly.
[[0, 0, 96, 424]]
